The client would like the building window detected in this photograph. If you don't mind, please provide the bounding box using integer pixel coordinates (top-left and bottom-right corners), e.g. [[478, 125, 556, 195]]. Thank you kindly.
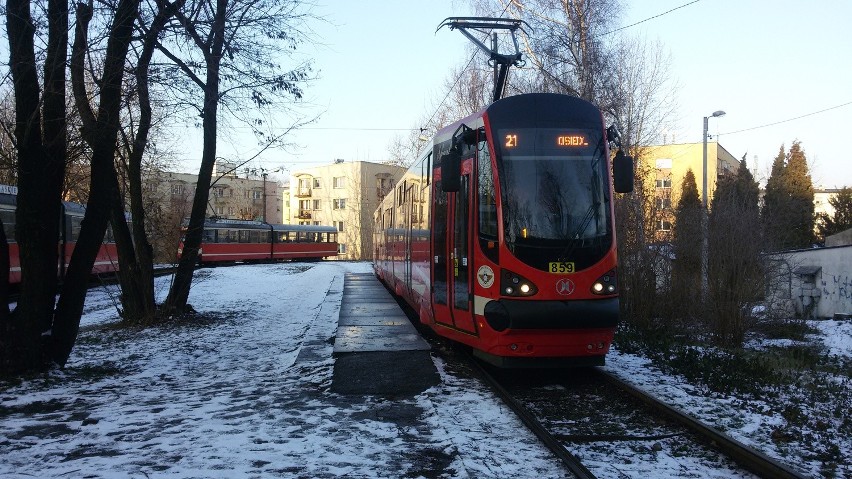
[[333, 198, 346, 209], [333, 177, 346, 188], [228, 207, 234, 216], [338, 244, 347, 254], [334, 221, 344, 231], [313, 199, 321, 210], [655, 178, 672, 189], [313, 178, 322, 188], [656, 197, 672, 209], [172, 184, 184, 196], [213, 187, 224, 198], [216, 206, 224, 215], [656, 220, 672, 231], [252, 190, 262, 200]]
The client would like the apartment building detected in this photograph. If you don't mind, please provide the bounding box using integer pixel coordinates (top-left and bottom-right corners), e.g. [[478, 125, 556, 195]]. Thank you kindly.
[[288, 160, 406, 260], [638, 141, 740, 238], [150, 160, 285, 223]]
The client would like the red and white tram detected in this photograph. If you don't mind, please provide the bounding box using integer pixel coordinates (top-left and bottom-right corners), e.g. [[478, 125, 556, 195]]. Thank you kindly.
[[0, 184, 121, 284], [183, 219, 339, 265], [373, 93, 633, 366]]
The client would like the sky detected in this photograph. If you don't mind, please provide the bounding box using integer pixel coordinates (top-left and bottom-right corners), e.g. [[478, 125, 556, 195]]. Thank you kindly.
[[189, 0, 852, 189], [1, 261, 849, 477]]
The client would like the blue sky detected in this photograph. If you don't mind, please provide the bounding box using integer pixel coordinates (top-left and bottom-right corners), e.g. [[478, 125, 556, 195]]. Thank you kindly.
[[208, 0, 852, 189]]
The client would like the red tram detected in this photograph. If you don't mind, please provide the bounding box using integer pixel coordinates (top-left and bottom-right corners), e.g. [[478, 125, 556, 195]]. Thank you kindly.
[[373, 93, 633, 366], [181, 219, 339, 265], [0, 184, 121, 284]]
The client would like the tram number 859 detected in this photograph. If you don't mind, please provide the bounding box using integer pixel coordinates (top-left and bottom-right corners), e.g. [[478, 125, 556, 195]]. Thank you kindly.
[[548, 262, 575, 274]]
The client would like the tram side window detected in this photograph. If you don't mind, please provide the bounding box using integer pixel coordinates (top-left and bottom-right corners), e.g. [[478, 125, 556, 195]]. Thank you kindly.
[[330, 232, 337, 243], [478, 140, 499, 263], [224, 229, 239, 243], [478, 141, 498, 239], [203, 229, 217, 243], [1, 210, 15, 241], [71, 216, 83, 242]]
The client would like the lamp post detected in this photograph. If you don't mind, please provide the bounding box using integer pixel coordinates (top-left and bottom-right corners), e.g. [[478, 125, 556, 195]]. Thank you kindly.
[[702, 110, 726, 208], [261, 170, 268, 222], [701, 110, 725, 302]]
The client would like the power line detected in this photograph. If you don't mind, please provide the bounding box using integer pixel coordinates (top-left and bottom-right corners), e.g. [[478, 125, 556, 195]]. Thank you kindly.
[[427, 1, 702, 129], [721, 101, 852, 136], [597, 0, 702, 38]]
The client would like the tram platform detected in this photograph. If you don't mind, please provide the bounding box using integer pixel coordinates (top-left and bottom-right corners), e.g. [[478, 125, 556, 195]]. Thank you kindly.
[[330, 273, 440, 395]]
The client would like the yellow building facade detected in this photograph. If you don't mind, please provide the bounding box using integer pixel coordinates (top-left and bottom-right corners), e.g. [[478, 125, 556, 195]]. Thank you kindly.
[[638, 141, 740, 238]]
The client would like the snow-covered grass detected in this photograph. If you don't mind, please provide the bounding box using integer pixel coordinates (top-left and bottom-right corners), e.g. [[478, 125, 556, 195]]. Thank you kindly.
[[608, 319, 851, 478], [1, 262, 849, 478]]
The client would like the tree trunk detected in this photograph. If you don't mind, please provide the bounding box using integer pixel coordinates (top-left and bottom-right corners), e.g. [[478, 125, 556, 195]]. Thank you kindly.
[[163, 0, 226, 315], [2, 0, 67, 374], [51, 0, 140, 366]]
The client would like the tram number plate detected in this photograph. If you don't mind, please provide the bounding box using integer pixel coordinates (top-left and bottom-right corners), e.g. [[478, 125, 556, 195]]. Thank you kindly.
[[548, 262, 575, 274]]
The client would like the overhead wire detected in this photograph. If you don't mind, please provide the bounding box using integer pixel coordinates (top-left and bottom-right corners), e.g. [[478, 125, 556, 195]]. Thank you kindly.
[[720, 101, 852, 136], [596, 0, 702, 38], [425, 0, 702, 130]]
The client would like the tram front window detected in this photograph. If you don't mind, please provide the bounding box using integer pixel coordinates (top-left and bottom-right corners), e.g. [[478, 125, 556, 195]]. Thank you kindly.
[[497, 128, 612, 271]]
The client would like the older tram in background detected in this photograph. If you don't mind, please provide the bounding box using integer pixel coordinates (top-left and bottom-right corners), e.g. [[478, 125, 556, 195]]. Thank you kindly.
[[373, 93, 633, 366], [0, 184, 121, 284], [180, 219, 338, 265]]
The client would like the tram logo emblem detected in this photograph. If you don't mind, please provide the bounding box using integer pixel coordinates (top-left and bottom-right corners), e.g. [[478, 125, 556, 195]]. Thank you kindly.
[[556, 278, 575, 296], [477, 265, 495, 289]]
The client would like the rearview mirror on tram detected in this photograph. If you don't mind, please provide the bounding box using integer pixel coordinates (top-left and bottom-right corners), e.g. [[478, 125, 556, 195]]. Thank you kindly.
[[612, 149, 634, 193], [441, 149, 461, 193]]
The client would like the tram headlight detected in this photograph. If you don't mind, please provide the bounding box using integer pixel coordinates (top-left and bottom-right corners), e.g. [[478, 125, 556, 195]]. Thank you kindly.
[[591, 269, 617, 296], [500, 269, 538, 297]]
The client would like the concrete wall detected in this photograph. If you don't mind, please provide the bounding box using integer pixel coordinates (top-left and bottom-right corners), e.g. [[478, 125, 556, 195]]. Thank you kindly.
[[768, 246, 852, 319], [826, 227, 852, 247]]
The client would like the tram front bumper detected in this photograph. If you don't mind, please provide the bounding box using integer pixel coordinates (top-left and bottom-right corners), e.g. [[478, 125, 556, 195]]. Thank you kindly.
[[483, 297, 619, 332]]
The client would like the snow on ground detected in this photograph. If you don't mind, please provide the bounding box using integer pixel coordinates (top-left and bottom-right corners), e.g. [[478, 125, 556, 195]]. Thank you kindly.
[[1, 261, 849, 477], [0, 262, 566, 478]]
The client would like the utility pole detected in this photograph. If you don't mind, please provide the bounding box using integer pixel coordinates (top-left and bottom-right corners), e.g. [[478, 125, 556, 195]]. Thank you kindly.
[[261, 169, 268, 222]]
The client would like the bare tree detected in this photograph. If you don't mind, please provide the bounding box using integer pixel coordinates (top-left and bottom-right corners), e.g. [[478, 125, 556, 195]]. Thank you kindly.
[[2, 0, 70, 373], [150, 0, 315, 315]]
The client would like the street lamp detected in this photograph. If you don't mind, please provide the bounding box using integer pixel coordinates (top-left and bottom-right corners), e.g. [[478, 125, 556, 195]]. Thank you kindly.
[[261, 170, 268, 222], [702, 110, 726, 208], [701, 109, 725, 302]]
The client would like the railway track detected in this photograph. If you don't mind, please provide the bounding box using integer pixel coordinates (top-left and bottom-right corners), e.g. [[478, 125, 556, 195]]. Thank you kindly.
[[595, 369, 807, 479], [474, 360, 809, 479]]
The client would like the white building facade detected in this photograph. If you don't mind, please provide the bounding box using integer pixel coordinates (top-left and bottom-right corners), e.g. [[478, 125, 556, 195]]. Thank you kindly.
[[289, 160, 405, 260]]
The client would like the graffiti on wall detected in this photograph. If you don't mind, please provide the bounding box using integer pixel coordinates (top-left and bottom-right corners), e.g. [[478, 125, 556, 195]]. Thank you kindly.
[[821, 272, 851, 305]]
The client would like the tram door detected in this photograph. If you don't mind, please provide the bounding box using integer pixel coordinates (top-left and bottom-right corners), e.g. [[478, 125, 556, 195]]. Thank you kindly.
[[432, 161, 476, 334]]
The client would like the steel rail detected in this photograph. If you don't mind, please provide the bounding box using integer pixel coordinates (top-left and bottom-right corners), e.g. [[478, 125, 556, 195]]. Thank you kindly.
[[595, 368, 809, 479], [469, 357, 597, 479]]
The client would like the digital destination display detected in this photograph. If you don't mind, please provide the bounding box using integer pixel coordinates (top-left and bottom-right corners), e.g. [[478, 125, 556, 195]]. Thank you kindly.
[[556, 135, 588, 146], [501, 129, 596, 154]]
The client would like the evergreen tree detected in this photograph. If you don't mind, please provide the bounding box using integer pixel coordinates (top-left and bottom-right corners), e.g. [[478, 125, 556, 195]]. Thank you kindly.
[[783, 141, 815, 248], [762, 141, 815, 250], [762, 144, 788, 250], [707, 158, 763, 346], [817, 187, 852, 242], [670, 168, 702, 319]]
